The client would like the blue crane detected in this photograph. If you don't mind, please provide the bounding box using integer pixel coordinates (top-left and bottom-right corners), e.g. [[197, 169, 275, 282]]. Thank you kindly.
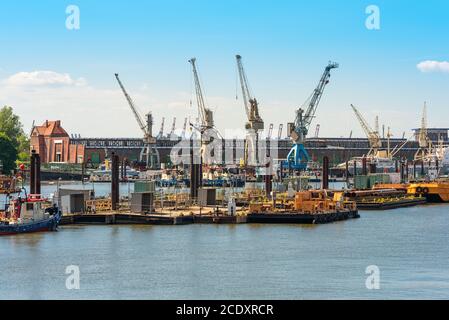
[[283, 61, 339, 171]]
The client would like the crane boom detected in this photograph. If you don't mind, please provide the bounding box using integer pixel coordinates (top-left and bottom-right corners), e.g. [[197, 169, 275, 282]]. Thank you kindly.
[[114, 73, 147, 135], [236, 55, 264, 132], [292, 61, 339, 143]]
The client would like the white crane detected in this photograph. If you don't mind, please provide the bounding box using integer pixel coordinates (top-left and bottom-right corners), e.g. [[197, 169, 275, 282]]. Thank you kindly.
[[277, 124, 283, 140], [415, 102, 433, 161], [181, 117, 188, 139], [157, 117, 165, 139], [114, 73, 159, 168], [236, 54, 265, 166], [188, 58, 215, 135], [267, 123, 274, 139], [169, 117, 177, 138]]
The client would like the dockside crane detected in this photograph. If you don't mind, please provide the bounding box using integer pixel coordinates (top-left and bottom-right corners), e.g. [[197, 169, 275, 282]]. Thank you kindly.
[[188, 58, 215, 139], [181, 117, 188, 139], [169, 117, 177, 138], [284, 62, 339, 170], [277, 124, 283, 140], [350, 104, 382, 157], [415, 102, 433, 161], [114, 73, 159, 169], [157, 117, 165, 139], [267, 123, 274, 140], [236, 55, 264, 134], [236, 55, 264, 166]]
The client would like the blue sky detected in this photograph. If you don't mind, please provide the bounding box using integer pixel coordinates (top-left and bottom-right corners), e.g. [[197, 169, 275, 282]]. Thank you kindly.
[[0, 0, 448, 138]]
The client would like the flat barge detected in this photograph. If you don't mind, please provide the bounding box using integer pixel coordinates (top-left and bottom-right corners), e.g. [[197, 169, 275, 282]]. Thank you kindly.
[[247, 210, 359, 224]]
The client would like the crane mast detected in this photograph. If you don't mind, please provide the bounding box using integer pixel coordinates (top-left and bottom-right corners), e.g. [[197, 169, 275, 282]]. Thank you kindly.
[[350, 104, 382, 156], [236, 55, 264, 132], [188, 58, 214, 132], [114, 73, 159, 168]]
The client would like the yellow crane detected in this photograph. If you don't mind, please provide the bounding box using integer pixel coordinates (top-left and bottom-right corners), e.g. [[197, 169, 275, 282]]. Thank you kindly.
[[350, 104, 382, 157]]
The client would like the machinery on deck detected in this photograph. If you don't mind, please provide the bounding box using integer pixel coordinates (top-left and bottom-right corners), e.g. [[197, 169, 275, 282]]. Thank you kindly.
[[284, 61, 339, 171], [114, 73, 160, 169]]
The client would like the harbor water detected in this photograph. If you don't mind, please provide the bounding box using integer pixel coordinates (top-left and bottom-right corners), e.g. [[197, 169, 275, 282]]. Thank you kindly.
[[1, 196, 448, 299]]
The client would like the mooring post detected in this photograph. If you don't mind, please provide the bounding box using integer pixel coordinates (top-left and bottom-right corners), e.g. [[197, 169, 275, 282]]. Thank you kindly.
[[30, 150, 36, 194], [111, 152, 120, 211]]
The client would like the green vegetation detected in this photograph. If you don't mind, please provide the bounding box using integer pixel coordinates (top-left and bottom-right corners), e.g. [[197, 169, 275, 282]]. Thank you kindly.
[[0, 106, 30, 173], [0, 133, 17, 173]]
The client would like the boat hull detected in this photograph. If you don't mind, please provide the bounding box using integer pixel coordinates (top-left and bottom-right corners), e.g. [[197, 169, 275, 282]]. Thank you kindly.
[[0, 213, 61, 236]]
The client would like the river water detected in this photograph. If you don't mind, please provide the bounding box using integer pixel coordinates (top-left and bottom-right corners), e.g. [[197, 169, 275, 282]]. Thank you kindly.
[[1, 183, 449, 299]]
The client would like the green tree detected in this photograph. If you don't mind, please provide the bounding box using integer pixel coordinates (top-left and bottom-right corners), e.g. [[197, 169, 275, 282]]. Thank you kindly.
[[0, 106, 30, 165], [0, 133, 17, 173]]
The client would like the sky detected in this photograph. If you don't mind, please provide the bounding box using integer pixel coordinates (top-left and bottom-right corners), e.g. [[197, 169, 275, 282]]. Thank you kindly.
[[0, 0, 448, 139]]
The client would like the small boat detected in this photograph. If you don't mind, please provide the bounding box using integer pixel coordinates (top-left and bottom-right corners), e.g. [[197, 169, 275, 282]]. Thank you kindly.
[[0, 192, 61, 236]]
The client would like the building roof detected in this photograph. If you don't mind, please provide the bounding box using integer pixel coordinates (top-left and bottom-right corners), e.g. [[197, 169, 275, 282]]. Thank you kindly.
[[31, 120, 69, 137]]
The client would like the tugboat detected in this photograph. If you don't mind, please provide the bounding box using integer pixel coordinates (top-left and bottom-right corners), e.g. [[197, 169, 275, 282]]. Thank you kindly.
[[0, 190, 61, 236], [0, 150, 61, 235]]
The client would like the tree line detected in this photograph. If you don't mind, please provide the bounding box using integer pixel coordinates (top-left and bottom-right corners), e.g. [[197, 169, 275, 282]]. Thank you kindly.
[[0, 106, 30, 174]]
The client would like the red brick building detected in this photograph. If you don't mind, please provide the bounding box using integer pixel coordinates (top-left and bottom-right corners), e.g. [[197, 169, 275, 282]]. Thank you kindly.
[[30, 120, 85, 164]]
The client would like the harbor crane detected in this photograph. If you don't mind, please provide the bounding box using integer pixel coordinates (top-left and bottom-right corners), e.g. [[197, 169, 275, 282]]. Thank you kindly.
[[415, 102, 432, 161], [267, 123, 274, 140], [169, 117, 176, 138], [114, 73, 159, 169], [181, 117, 188, 139], [284, 61, 339, 170], [188, 58, 216, 139], [314, 124, 320, 138], [236, 55, 264, 166], [157, 117, 165, 139], [277, 124, 283, 140], [350, 104, 382, 157], [236, 55, 264, 133]]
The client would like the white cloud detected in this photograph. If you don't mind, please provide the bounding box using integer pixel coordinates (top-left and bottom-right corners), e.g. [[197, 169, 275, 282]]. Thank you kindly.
[[417, 60, 449, 73], [3, 71, 87, 87]]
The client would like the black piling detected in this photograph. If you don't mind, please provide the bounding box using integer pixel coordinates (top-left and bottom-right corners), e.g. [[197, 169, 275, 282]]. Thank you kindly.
[[421, 160, 425, 176], [322, 156, 329, 190], [405, 161, 409, 182], [190, 139, 201, 199], [345, 160, 349, 185], [30, 150, 41, 195], [400, 160, 405, 183], [111, 152, 120, 211]]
